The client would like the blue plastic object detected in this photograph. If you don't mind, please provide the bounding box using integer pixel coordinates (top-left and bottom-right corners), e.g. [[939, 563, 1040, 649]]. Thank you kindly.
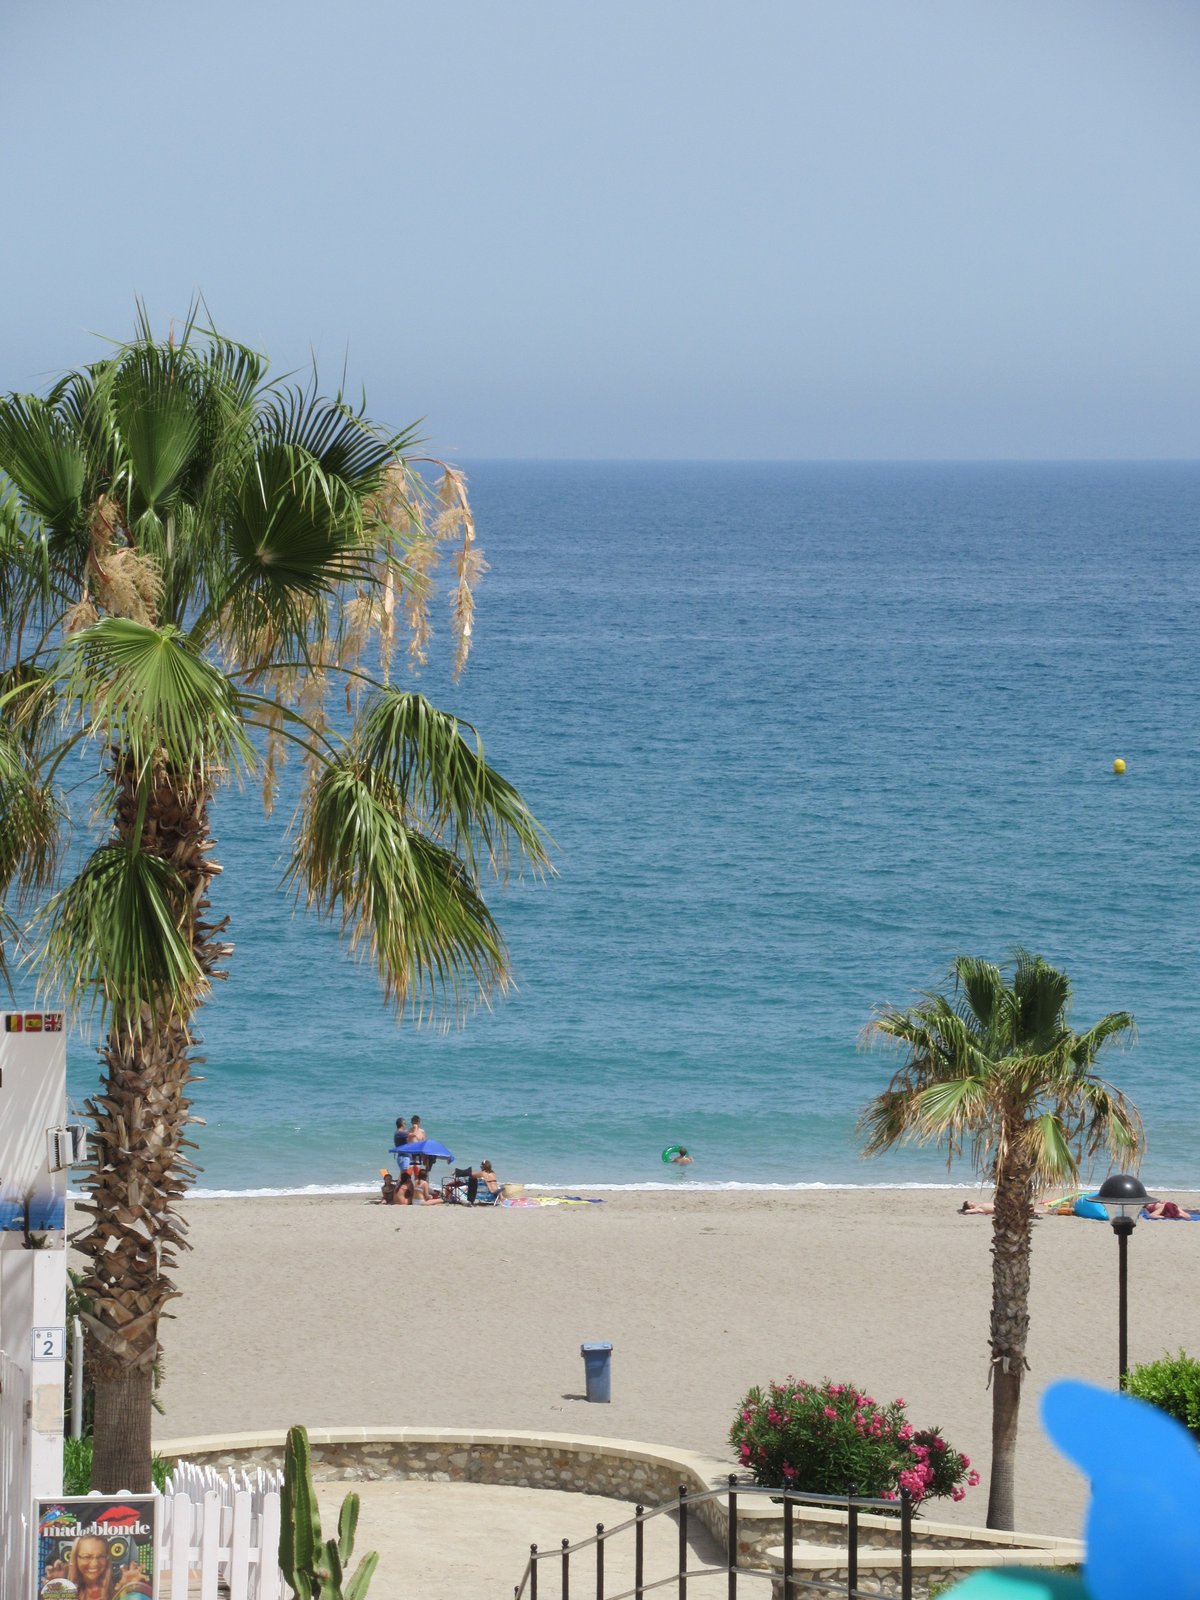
[[581, 1341, 613, 1403], [1073, 1197, 1108, 1221], [950, 1379, 1200, 1600], [1042, 1379, 1200, 1600]]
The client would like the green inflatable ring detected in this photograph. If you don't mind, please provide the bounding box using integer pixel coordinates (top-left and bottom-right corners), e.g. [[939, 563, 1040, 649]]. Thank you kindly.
[[662, 1145, 684, 1163]]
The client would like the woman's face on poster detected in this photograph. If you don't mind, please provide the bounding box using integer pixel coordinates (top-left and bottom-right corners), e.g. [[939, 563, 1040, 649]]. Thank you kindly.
[[75, 1538, 110, 1584]]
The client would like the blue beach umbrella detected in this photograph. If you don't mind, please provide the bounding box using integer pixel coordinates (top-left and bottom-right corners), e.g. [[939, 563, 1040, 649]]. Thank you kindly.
[[390, 1139, 455, 1166]]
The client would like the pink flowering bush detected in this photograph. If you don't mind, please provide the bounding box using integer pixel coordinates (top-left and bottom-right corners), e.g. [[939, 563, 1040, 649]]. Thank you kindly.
[[729, 1379, 979, 1509]]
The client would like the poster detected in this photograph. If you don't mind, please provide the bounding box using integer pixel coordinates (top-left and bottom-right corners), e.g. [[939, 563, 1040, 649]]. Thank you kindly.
[[0, 1014, 67, 1246], [34, 1498, 156, 1600]]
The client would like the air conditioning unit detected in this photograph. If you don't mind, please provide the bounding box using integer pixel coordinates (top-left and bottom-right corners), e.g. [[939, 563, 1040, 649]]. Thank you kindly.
[[46, 1124, 88, 1171]]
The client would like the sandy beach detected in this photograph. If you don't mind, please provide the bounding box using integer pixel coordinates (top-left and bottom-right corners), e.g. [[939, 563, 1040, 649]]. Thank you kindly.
[[111, 1187, 1200, 1540]]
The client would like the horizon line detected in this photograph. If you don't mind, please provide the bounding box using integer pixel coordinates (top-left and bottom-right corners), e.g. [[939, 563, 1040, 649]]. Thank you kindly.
[[451, 454, 1200, 466]]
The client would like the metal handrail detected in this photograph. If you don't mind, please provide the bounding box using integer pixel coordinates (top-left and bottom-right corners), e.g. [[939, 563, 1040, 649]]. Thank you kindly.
[[513, 1478, 912, 1600]]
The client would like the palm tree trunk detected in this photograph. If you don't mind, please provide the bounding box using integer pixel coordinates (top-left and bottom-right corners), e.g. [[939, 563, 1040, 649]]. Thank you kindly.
[[985, 1150, 1035, 1529], [73, 757, 230, 1492]]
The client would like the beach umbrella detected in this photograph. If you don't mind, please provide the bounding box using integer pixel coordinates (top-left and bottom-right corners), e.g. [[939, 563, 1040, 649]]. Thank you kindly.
[[390, 1139, 455, 1165]]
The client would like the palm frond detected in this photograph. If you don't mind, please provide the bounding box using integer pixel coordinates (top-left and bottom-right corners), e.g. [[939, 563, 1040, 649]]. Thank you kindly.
[[0, 903, 19, 991], [0, 727, 64, 903], [0, 394, 88, 535], [351, 690, 553, 881], [54, 617, 253, 784], [286, 756, 510, 1019], [1024, 1111, 1078, 1185], [952, 955, 1008, 1037], [109, 341, 204, 515], [33, 843, 205, 1027], [1011, 948, 1073, 1045], [1061, 1076, 1145, 1166], [1071, 1010, 1137, 1066]]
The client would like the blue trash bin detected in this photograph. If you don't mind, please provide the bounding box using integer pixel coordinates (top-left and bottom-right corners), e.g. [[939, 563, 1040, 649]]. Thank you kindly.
[[581, 1341, 613, 1403]]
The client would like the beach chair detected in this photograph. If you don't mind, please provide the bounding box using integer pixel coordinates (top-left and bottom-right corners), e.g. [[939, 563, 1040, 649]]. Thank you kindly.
[[445, 1167, 472, 1204], [472, 1179, 502, 1208]]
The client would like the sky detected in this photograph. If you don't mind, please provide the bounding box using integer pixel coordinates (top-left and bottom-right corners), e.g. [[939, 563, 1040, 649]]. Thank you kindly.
[[3, 0, 1199, 459]]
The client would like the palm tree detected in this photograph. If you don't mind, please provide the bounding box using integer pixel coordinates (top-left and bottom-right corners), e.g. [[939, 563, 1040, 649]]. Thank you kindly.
[[0, 312, 551, 1491], [860, 950, 1141, 1530]]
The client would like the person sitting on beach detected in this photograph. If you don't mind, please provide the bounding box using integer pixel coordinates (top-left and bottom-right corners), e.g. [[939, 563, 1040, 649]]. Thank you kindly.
[[670, 1147, 693, 1165], [959, 1200, 995, 1214], [474, 1159, 501, 1194], [396, 1172, 415, 1206], [413, 1171, 444, 1205], [379, 1172, 397, 1205]]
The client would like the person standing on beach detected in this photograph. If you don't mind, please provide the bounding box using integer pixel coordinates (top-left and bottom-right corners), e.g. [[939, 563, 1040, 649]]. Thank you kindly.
[[394, 1117, 408, 1148], [410, 1115, 427, 1143]]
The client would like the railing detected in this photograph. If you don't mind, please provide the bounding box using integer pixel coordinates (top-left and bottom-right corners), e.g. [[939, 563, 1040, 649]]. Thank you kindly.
[[513, 1476, 913, 1600]]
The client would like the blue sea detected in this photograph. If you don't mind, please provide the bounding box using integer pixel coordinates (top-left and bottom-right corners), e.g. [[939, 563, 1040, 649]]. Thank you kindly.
[[62, 462, 1200, 1194]]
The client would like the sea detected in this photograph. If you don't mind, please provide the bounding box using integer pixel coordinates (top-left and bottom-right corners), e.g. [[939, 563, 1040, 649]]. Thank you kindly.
[[59, 461, 1200, 1196]]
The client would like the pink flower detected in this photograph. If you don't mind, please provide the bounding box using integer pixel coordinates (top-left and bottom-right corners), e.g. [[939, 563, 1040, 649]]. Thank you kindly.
[[960, 1455, 970, 1468], [967, 1471, 980, 1487], [864, 1396, 876, 1407], [880, 1490, 897, 1501], [933, 1438, 947, 1453], [951, 1488, 966, 1502], [768, 1408, 783, 1426], [898, 1423, 914, 1441], [782, 1464, 796, 1480], [894, 1398, 906, 1408], [740, 1445, 751, 1464], [742, 1410, 752, 1422], [823, 1406, 837, 1419]]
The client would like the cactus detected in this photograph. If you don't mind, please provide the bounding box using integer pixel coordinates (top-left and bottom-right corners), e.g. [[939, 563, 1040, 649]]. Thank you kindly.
[[279, 1425, 380, 1600]]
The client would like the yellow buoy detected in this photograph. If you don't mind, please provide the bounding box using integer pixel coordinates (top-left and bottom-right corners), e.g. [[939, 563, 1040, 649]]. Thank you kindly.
[[1112, 758, 1126, 775]]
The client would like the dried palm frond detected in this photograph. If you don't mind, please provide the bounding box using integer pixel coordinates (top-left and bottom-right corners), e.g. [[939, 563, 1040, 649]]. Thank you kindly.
[[64, 597, 100, 633], [97, 547, 162, 625], [450, 540, 488, 681]]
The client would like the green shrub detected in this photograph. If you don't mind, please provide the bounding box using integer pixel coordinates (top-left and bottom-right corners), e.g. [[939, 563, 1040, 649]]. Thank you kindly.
[[62, 1435, 170, 1495], [1124, 1351, 1200, 1440], [730, 1378, 979, 1508]]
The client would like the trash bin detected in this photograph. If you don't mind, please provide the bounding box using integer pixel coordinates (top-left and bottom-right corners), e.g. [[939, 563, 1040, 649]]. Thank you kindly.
[[581, 1341, 613, 1403]]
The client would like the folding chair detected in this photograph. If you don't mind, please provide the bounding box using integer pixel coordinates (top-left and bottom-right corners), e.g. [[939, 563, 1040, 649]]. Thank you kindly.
[[445, 1167, 473, 1204]]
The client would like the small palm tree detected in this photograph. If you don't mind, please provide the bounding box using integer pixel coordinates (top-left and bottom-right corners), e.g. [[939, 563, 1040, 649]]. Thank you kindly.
[[0, 312, 551, 1491], [860, 950, 1141, 1530]]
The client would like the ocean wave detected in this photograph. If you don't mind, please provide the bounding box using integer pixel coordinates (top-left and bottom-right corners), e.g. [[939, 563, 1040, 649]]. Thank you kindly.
[[73, 1179, 985, 1199], [68, 1175, 1199, 1200]]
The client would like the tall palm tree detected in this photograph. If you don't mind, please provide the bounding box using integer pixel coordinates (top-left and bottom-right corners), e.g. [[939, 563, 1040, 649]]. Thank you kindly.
[[860, 950, 1141, 1531], [0, 313, 551, 1491]]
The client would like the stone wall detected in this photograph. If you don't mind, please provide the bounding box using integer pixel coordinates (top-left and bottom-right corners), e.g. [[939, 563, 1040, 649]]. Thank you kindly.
[[158, 1431, 1080, 1576]]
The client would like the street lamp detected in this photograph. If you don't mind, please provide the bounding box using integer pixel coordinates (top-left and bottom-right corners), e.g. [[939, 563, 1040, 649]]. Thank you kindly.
[[1088, 1173, 1155, 1385]]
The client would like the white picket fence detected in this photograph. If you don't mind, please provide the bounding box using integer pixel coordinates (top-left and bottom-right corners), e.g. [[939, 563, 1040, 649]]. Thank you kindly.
[[0, 1345, 32, 1599], [156, 1482, 283, 1600]]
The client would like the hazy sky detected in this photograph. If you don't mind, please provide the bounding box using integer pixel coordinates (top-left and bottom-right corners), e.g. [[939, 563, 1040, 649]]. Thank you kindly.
[[5, 1, 1199, 458]]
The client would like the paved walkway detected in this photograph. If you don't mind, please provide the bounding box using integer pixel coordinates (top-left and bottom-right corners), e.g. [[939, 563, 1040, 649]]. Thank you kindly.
[[315, 1479, 739, 1600]]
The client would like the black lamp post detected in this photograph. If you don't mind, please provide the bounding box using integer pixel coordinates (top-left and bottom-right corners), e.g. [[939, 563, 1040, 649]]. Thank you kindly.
[[1089, 1173, 1155, 1385]]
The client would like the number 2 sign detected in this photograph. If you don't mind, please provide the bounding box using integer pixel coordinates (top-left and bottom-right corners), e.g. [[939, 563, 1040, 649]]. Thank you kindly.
[[31, 1327, 64, 1360]]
